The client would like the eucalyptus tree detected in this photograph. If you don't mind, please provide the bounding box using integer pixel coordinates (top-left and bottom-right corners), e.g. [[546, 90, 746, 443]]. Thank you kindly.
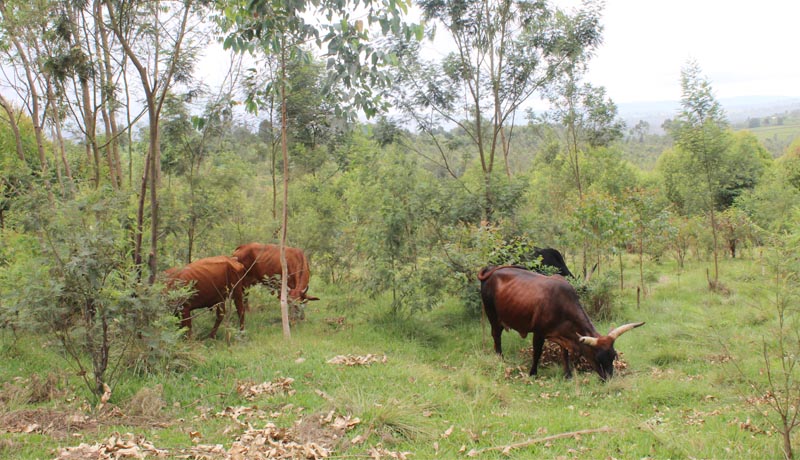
[[393, 0, 603, 222], [103, 0, 205, 283], [0, 0, 53, 183], [0, 0, 129, 191], [668, 60, 730, 287], [248, 56, 337, 218], [218, 0, 421, 338], [539, 79, 625, 199]]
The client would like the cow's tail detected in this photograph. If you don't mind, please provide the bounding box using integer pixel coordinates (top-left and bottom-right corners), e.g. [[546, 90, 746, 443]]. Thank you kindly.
[[477, 266, 499, 350]]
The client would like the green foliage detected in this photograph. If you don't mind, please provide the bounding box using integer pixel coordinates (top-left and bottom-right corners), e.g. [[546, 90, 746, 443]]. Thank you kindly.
[[664, 214, 703, 267], [396, 0, 602, 220], [570, 270, 618, 321], [727, 212, 800, 459], [338, 140, 445, 316], [716, 207, 761, 258], [219, 0, 420, 120], [735, 155, 800, 234], [0, 108, 39, 226], [665, 60, 732, 214], [0, 189, 187, 397]]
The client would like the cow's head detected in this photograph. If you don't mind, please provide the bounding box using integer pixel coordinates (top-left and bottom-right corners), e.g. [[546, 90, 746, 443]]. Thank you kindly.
[[577, 322, 645, 381], [289, 286, 319, 303]]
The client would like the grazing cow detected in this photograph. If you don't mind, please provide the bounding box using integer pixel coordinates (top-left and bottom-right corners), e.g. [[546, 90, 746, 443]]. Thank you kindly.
[[478, 265, 643, 381], [232, 242, 319, 305], [532, 247, 574, 278], [165, 255, 246, 339]]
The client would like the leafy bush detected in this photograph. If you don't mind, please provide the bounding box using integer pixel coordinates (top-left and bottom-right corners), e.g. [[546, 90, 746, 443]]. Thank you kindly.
[[0, 189, 189, 397], [571, 271, 619, 321]]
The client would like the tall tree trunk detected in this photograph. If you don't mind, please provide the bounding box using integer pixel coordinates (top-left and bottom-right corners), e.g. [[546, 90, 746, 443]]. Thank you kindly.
[[96, 0, 122, 188], [148, 118, 160, 284], [0, 94, 26, 162], [45, 82, 73, 184], [105, 0, 194, 282], [67, 5, 101, 188], [49, 124, 64, 194], [279, 43, 291, 339], [133, 150, 150, 277], [709, 207, 719, 286], [0, 2, 49, 179], [272, 140, 278, 220]]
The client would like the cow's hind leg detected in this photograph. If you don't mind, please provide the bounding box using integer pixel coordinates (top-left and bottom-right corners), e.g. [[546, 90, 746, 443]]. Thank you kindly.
[[530, 334, 545, 376], [490, 323, 504, 356], [483, 299, 503, 356]]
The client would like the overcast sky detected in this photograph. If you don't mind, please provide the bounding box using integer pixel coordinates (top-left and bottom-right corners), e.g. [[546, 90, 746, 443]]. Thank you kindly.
[[580, 0, 800, 103], [197, 0, 800, 109]]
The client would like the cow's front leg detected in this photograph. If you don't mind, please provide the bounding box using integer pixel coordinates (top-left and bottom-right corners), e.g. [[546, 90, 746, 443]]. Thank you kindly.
[[209, 302, 225, 339], [181, 307, 193, 339], [561, 346, 573, 379]]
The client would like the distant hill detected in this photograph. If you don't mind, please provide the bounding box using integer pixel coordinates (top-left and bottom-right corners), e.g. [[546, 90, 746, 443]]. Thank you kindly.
[[617, 96, 800, 134]]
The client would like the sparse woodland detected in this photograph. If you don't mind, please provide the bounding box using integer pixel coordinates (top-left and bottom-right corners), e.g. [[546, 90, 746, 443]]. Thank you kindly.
[[1, 0, 800, 458]]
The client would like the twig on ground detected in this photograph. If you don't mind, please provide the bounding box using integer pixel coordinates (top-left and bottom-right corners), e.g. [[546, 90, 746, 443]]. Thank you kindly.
[[467, 426, 613, 457]]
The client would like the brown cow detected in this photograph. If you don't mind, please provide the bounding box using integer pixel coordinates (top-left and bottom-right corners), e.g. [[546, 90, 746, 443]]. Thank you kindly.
[[478, 265, 643, 381], [232, 242, 319, 305], [165, 255, 246, 339]]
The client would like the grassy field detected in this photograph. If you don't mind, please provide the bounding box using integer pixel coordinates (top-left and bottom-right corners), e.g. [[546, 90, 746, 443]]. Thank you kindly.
[[739, 118, 800, 156], [0, 255, 791, 459]]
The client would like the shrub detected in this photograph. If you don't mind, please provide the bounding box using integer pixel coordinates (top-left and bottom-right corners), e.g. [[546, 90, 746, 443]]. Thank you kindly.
[[0, 189, 188, 398], [572, 271, 619, 321]]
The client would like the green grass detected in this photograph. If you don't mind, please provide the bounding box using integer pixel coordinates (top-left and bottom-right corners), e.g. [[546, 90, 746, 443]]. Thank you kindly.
[[0, 256, 793, 459]]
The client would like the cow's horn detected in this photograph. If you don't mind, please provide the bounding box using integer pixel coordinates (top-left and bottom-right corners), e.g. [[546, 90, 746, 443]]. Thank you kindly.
[[577, 333, 599, 347], [607, 322, 645, 340]]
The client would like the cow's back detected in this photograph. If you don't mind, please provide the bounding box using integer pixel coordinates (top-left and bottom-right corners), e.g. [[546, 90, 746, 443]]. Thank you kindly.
[[480, 266, 579, 335], [170, 256, 244, 309], [233, 243, 280, 288]]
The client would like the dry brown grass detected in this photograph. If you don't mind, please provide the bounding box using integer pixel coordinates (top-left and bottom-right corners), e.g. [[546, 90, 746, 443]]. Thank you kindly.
[[123, 384, 165, 418]]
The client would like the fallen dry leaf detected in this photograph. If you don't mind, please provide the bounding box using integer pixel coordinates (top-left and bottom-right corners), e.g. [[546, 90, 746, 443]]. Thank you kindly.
[[236, 377, 296, 400], [327, 354, 388, 366], [441, 425, 454, 439]]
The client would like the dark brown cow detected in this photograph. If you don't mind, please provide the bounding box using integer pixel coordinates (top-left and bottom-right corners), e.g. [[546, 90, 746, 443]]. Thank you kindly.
[[232, 242, 319, 304], [478, 265, 643, 381], [165, 255, 246, 339]]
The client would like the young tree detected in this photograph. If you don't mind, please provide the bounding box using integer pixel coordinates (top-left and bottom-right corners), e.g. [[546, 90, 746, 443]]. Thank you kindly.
[[625, 186, 669, 295], [0, 0, 52, 183], [394, 0, 603, 221], [669, 60, 730, 289], [727, 222, 800, 460], [219, 0, 421, 338], [104, 0, 203, 283]]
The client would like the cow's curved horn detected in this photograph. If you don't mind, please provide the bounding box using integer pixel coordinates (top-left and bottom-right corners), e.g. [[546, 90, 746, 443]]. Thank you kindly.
[[607, 322, 645, 340], [577, 333, 599, 347]]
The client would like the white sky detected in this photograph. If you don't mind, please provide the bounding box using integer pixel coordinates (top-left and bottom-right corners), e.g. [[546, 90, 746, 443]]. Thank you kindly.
[[581, 0, 800, 103]]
